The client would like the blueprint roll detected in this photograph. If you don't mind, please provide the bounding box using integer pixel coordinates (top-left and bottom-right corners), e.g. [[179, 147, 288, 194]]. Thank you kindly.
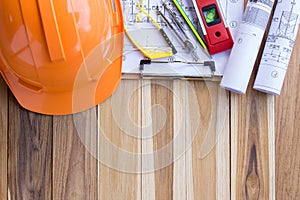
[[254, 0, 300, 95], [220, 0, 275, 94]]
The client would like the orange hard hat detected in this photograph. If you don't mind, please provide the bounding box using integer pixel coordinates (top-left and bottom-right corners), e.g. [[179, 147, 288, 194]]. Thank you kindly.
[[0, 0, 124, 115]]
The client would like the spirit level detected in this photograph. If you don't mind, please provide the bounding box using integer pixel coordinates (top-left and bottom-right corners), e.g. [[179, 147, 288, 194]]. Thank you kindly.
[[193, 0, 234, 54]]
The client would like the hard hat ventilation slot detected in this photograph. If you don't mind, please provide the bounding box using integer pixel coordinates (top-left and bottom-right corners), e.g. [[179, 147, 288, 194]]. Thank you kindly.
[[37, 0, 66, 61], [18, 79, 43, 93]]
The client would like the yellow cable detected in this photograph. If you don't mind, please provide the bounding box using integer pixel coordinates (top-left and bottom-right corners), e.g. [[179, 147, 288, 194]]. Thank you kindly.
[[136, 1, 161, 29], [125, 27, 173, 59], [125, 1, 174, 59]]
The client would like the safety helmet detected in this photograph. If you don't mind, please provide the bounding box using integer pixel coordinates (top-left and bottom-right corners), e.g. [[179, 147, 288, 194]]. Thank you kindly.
[[0, 0, 124, 115]]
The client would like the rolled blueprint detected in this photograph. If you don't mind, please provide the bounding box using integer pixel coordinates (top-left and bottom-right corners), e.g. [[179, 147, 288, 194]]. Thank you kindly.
[[254, 0, 300, 95], [220, 0, 275, 94]]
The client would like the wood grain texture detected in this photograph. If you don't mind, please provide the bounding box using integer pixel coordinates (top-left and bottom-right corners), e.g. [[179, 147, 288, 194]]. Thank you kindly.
[[0, 77, 7, 199], [275, 30, 300, 199], [8, 93, 52, 200], [141, 80, 230, 200], [215, 85, 231, 200], [53, 111, 98, 200], [98, 80, 141, 200], [151, 80, 174, 200], [172, 80, 186, 200], [189, 81, 230, 200], [3, 10, 300, 198], [230, 2, 276, 197], [231, 89, 275, 200], [190, 80, 217, 200], [141, 80, 156, 200]]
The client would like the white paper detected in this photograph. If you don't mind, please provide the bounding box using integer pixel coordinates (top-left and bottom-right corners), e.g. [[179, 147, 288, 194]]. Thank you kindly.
[[254, 0, 300, 95], [212, 0, 244, 75], [121, 0, 243, 77], [220, 0, 275, 94]]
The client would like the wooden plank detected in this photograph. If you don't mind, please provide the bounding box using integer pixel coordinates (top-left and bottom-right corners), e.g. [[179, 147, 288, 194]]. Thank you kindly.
[[215, 85, 231, 200], [230, 88, 275, 199], [141, 80, 155, 200], [8, 93, 52, 200], [141, 80, 230, 200], [187, 81, 230, 200], [52, 110, 98, 199], [230, 1, 275, 196], [229, 1, 276, 199], [172, 80, 186, 200], [150, 80, 174, 200], [98, 80, 141, 200], [0, 77, 7, 199], [275, 30, 300, 199]]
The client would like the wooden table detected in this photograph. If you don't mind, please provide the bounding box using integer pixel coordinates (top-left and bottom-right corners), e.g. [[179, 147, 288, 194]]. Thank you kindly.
[[1, 5, 300, 200]]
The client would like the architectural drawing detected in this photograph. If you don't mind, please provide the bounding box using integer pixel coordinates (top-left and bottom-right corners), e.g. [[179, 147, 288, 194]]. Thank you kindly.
[[217, 0, 241, 30], [121, 0, 244, 77], [254, 0, 300, 95], [262, 0, 298, 66], [220, 0, 275, 94]]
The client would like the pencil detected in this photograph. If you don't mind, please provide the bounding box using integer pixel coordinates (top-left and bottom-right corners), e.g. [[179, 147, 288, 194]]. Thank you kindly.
[[171, 0, 210, 56]]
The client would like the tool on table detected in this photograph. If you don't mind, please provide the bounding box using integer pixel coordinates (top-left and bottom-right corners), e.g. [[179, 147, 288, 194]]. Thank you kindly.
[[170, 0, 211, 58], [121, 0, 244, 78], [156, 6, 200, 61], [139, 59, 215, 72], [139, 58, 215, 78], [124, 0, 176, 59], [192, 0, 233, 54], [136, 0, 177, 55]]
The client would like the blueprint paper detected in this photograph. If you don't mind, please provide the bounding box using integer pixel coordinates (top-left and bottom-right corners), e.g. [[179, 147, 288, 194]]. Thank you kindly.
[[220, 0, 275, 94], [121, 0, 243, 77], [254, 0, 300, 95]]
